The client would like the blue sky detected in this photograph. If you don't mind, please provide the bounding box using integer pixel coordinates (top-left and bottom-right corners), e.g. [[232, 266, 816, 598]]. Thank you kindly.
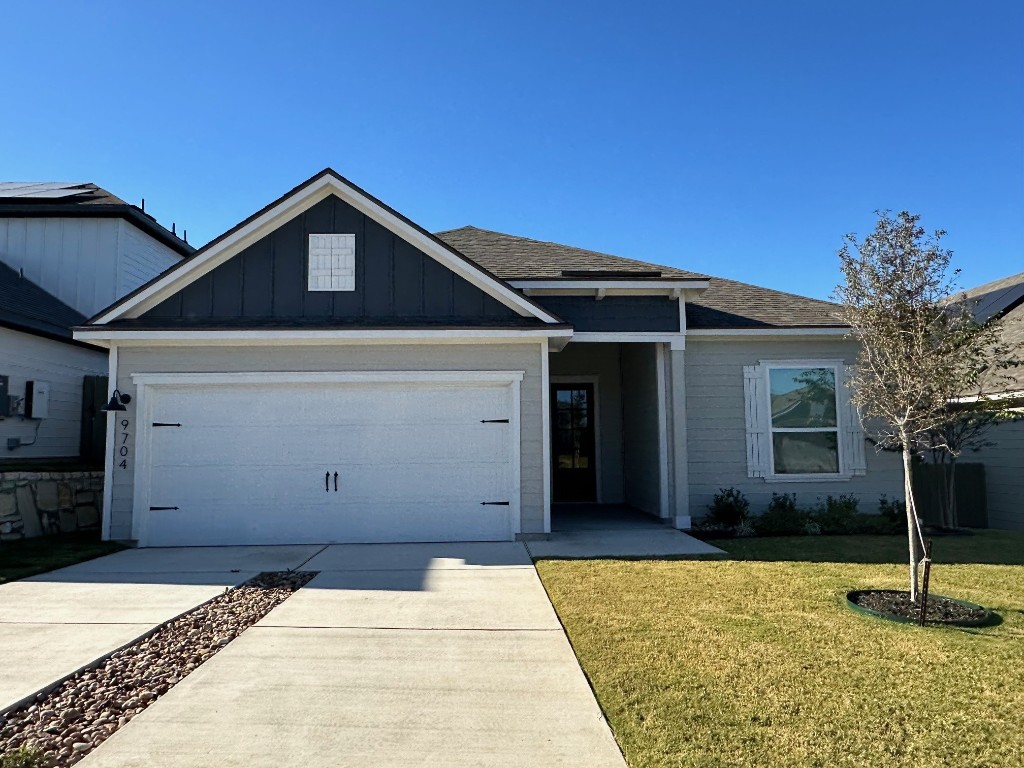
[[3, 1, 1021, 299]]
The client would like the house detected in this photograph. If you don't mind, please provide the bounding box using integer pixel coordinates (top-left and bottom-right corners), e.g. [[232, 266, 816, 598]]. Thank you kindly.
[[0, 182, 192, 463], [73, 169, 901, 546], [961, 271, 1024, 530]]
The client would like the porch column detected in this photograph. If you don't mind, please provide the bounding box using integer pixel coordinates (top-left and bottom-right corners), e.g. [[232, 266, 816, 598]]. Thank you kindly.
[[668, 343, 691, 528]]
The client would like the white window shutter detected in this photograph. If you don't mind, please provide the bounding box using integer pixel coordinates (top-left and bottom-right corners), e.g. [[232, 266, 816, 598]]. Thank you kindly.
[[743, 364, 770, 477], [840, 365, 867, 476]]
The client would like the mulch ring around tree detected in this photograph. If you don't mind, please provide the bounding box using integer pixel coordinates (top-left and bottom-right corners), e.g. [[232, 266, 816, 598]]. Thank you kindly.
[[847, 589, 993, 627]]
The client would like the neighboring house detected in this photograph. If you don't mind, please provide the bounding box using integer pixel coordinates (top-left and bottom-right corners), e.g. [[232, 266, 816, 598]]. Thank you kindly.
[[962, 271, 1024, 530], [74, 169, 901, 546], [0, 183, 192, 462]]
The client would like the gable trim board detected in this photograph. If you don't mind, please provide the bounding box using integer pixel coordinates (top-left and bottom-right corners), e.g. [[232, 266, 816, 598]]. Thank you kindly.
[[89, 170, 561, 326]]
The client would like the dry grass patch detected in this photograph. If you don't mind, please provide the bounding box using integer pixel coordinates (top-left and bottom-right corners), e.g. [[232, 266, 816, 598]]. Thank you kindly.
[[536, 532, 1024, 768]]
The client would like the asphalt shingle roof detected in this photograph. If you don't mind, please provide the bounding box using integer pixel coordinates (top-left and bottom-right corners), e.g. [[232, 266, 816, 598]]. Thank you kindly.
[[436, 226, 846, 329], [0, 260, 85, 339], [959, 272, 1024, 396], [436, 226, 708, 281], [685, 277, 845, 329]]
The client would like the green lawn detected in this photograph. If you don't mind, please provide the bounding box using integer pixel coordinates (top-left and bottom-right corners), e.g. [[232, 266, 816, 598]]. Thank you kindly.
[[0, 533, 124, 584], [536, 531, 1024, 768]]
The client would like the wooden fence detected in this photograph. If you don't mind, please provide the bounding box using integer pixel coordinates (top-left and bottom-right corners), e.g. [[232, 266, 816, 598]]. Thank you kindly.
[[912, 462, 987, 528]]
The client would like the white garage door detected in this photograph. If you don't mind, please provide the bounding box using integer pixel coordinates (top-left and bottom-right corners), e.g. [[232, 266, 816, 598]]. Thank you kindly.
[[135, 373, 520, 546]]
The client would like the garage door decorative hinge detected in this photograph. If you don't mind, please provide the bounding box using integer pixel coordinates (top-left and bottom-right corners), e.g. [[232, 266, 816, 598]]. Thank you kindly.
[[480, 501, 510, 506], [149, 506, 179, 511], [480, 419, 509, 424], [152, 422, 182, 427]]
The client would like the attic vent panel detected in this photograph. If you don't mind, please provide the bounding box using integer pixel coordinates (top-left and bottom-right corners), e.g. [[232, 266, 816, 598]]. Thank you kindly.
[[308, 234, 356, 291]]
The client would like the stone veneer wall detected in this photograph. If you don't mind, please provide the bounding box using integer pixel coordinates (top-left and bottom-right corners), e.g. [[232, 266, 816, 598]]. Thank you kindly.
[[0, 472, 103, 542]]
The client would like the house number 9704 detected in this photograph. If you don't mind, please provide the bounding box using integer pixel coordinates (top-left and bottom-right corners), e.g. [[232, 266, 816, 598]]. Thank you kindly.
[[118, 418, 130, 470]]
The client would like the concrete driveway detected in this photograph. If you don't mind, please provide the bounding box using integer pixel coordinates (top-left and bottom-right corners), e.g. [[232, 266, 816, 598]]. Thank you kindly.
[[0, 545, 321, 713], [79, 542, 626, 768]]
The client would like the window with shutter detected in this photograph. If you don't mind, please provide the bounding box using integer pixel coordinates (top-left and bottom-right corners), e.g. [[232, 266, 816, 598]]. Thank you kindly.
[[744, 361, 867, 480]]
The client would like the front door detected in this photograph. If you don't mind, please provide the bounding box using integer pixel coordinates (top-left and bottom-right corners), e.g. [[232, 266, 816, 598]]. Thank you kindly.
[[551, 383, 597, 502]]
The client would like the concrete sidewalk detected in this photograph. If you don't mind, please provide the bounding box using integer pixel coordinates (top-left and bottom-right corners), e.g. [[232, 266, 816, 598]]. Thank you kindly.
[[0, 545, 320, 712], [526, 527, 725, 559], [80, 542, 627, 768]]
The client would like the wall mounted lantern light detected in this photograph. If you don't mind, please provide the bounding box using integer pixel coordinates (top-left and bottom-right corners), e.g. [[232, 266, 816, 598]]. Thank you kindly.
[[101, 389, 132, 412]]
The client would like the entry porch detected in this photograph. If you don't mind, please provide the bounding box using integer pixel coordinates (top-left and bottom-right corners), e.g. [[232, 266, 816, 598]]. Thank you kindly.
[[546, 341, 689, 532]]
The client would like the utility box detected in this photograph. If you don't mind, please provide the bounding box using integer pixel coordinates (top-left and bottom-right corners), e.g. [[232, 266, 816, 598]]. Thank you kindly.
[[0, 375, 8, 417], [25, 380, 50, 419]]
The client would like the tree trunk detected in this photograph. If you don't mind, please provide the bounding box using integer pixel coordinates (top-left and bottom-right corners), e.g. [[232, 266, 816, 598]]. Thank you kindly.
[[901, 442, 920, 600]]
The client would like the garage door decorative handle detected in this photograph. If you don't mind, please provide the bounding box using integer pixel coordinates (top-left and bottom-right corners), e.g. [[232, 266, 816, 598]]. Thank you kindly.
[[152, 422, 182, 427], [149, 506, 179, 511], [325, 472, 330, 492], [480, 501, 510, 506], [480, 419, 509, 424], [334, 472, 339, 492]]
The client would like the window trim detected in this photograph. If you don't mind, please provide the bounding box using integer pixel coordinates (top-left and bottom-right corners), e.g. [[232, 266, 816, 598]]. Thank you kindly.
[[762, 359, 848, 481]]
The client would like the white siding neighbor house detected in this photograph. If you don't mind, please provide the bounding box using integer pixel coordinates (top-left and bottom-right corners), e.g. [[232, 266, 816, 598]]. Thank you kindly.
[[0, 183, 191, 462], [74, 169, 902, 545], [961, 271, 1024, 530]]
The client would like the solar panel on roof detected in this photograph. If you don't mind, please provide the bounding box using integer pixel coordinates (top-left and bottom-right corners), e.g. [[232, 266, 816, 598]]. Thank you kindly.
[[0, 182, 92, 199]]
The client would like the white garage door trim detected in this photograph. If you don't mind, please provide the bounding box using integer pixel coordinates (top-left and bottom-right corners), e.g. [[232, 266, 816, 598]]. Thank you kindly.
[[129, 370, 524, 546]]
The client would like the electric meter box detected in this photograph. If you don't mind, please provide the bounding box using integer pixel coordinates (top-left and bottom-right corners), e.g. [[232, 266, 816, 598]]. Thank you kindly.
[[25, 380, 50, 419]]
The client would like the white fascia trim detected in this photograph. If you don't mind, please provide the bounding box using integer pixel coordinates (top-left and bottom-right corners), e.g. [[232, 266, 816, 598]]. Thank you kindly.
[[516, 280, 709, 299], [93, 174, 559, 325], [687, 327, 850, 338], [511, 280, 709, 291], [953, 390, 1024, 404], [539, 338, 552, 534], [73, 328, 574, 346], [100, 344, 117, 541], [131, 370, 525, 386]]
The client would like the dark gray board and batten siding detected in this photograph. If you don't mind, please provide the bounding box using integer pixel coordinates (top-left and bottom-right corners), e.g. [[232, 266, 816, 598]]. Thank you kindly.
[[528, 295, 680, 333], [139, 197, 520, 326]]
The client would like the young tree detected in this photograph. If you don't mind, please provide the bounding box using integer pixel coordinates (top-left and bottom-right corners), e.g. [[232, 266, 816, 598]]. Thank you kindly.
[[834, 211, 1014, 599]]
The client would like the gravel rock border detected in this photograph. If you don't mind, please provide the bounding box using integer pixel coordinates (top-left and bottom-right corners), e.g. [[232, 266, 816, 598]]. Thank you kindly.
[[0, 570, 316, 766]]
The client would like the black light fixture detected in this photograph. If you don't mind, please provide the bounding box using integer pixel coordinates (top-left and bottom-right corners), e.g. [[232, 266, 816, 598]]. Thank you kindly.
[[101, 389, 132, 412]]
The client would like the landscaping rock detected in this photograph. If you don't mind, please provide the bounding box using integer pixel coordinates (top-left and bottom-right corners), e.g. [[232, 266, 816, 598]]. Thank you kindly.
[[0, 570, 316, 766]]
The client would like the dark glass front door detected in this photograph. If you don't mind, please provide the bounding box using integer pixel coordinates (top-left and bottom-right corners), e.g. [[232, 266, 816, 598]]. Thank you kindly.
[[551, 384, 597, 502]]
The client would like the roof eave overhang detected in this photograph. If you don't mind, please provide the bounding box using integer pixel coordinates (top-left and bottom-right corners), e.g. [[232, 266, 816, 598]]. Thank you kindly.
[[510, 279, 710, 299], [72, 326, 574, 349]]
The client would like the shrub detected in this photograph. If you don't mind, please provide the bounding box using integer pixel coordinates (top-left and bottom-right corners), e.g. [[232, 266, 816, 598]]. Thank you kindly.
[[811, 494, 860, 534], [734, 521, 757, 538], [706, 488, 750, 528], [849, 513, 903, 535], [753, 493, 810, 536], [1, 748, 45, 768], [878, 495, 906, 523]]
